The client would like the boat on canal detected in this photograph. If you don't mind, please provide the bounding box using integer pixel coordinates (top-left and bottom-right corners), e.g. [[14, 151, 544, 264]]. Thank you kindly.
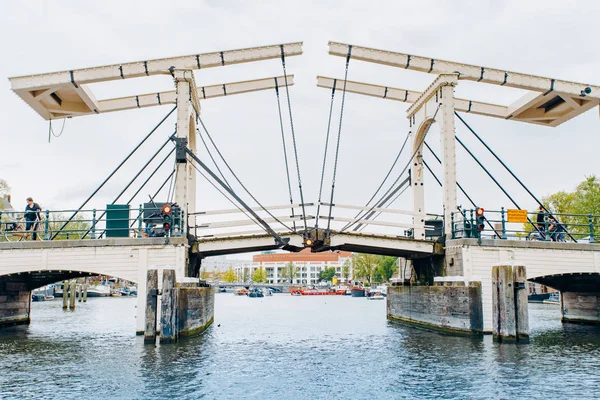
[[543, 292, 560, 304], [248, 288, 264, 298], [367, 292, 385, 300], [235, 288, 249, 296], [290, 288, 346, 296]]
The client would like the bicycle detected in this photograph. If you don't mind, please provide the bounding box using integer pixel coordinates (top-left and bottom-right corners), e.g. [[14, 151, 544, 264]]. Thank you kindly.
[[1, 214, 46, 242]]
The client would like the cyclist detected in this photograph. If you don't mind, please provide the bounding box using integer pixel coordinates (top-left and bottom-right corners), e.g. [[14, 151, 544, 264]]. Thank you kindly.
[[24, 197, 41, 240]]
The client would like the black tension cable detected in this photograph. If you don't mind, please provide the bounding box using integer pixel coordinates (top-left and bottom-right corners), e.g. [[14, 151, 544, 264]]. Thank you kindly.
[[187, 159, 268, 237], [151, 169, 175, 203], [326, 45, 352, 231], [455, 134, 545, 237], [339, 103, 442, 234], [280, 45, 307, 229], [51, 106, 176, 240], [91, 134, 176, 239], [274, 76, 297, 232], [195, 115, 231, 190], [315, 80, 337, 230], [455, 113, 576, 242], [181, 143, 288, 246], [422, 151, 497, 234], [341, 129, 411, 232], [356, 185, 410, 233], [352, 176, 411, 232], [196, 115, 295, 233]]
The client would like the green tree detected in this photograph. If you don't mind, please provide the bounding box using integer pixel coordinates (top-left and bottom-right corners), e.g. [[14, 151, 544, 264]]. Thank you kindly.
[[281, 262, 299, 283], [352, 253, 379, 285], [200, 268, 210, 280], [376, 256, 398, 282], [318, 267, 336, 282], [522, 175, 600, 238], [223, 266, 236, 283], [342, 259, 351, 282], [0, 179, 11, 212], [252, 266, 267, 283], [242, 267, 251, 283], [0, 179, 9, 197]]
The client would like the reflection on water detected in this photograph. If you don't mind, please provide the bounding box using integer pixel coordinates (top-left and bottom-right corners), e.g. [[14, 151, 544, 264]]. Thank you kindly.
[[1, 295, 599, 399]]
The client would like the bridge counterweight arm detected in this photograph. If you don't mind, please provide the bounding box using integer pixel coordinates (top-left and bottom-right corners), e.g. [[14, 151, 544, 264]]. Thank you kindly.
[[328, 42, 600, 100], [317, 76, 507, 119], [99, 75, 295, 115]]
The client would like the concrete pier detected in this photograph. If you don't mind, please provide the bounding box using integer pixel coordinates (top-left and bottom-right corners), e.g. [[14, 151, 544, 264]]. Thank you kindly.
[[387, 280, 483, 336], [561, 292, 600, 324], [0, 277, 31, 328], [177, 280, 214, 338]]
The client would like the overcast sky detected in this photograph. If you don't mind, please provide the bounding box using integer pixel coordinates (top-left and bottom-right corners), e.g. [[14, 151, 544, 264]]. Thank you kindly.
[[1, 0, 599, 250]]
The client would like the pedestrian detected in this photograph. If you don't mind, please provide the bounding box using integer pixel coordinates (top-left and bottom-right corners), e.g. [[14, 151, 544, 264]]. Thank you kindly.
[[24, 197, 41, 240], [536, 205, 546, 232]]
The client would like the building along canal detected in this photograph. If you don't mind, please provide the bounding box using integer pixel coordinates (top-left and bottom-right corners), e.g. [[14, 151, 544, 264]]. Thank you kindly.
[[1, 293, 599, 399]]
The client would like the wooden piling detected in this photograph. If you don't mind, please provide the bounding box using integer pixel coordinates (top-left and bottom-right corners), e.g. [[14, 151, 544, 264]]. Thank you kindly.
[[83, 284, 88, 302], [69, 281, 76, 310], [492, 265, 516, 342], [78, 284, 82, 302], [160, 269, 178, 344], [144, 269, 158, 344], [62, 280, 68, 309], [492, 264, 529, 343], [513, 265, 530, 343]]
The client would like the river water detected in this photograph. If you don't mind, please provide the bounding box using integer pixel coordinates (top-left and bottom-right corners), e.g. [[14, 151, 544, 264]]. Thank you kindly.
[[1, 294, 599, 399]]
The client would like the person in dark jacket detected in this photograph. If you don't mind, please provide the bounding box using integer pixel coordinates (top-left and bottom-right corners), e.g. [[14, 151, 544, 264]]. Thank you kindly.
[[24, 197, 41, 240], [536, 205, 546, 232]]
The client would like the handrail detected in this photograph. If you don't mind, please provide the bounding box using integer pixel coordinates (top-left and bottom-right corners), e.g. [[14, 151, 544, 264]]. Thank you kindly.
[[451, 208, 597, 243]]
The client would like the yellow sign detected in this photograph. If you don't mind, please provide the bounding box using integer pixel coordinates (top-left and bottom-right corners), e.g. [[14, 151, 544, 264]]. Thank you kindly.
[[507, 209, 528, 223], [332, 277, 338, 285]]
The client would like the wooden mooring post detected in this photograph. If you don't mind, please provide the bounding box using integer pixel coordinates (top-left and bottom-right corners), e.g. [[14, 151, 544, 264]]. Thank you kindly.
[[492, 265, 529, 343], [69, 281, 76, 310], [83, 284, 88, 302], [62, 280, 68, 309], [160, 269, 178, 344], [144, 269, 158, 344]]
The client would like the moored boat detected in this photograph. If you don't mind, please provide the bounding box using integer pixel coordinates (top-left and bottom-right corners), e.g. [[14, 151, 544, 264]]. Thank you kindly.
[[367, 292, 385, 300], [351, 287, 365, 297], [290, 288, 346, 296], [248, 288, 264, 298], [235, 288, 249, 296], [543, 292, 560, 304]]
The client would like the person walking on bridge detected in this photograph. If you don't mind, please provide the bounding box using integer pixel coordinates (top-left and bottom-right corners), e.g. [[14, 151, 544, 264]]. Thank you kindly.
[[24, 197, 41, 240]]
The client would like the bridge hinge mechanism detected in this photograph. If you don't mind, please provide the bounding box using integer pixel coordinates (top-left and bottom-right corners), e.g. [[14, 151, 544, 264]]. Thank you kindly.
[[175, 137, 188, 163]]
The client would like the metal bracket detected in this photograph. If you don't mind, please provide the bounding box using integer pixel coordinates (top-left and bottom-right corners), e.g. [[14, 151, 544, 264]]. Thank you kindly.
[[175, 137, 188, 163]]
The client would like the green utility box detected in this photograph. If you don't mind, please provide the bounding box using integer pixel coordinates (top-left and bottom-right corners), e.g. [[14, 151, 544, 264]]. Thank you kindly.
[[106, 204, 130, 238]]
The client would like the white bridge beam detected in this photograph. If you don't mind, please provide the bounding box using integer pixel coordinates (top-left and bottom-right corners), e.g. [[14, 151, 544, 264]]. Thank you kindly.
[[327, 42, 600, 127]]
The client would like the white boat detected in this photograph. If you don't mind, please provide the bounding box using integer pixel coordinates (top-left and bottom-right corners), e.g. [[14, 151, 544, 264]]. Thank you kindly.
[[367, 292, 385, 300], [87, 285, 111, 297], [543, 292, 560, 304]]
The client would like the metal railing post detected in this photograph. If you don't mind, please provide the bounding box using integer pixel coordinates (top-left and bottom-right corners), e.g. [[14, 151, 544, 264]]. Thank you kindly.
[[91, 209, 96, 239], [589, 214, 595, 244], [501, 207, 507, 239], [137, 205, 143, 238], [44, 210, 50, 240], [451, 212, 455, 239], [469, 209, 474, 238]]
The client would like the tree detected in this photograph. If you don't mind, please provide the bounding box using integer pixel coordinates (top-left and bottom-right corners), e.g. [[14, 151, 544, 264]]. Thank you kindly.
[[0, 179, 11, 210], [281, 262, 299, 283], [342, 259, 351, 282], [200, 268, 210, 280], [46, 213, 92, 240], [318, 267, 336, 282], [522, 175, 600, 238], [242, 267, 251, 283], [376, 256, 398, 282], [0, 179, 9, 196], [252, 266, 267, 283], [223, 266, 236, 283], [352, 253, 379, 285]]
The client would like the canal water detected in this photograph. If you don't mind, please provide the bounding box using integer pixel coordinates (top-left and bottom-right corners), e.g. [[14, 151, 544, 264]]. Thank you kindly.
[[1, 294, 599, 399]]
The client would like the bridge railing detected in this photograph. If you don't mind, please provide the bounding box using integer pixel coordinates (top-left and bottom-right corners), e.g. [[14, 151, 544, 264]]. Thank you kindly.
[[451, 208, 598, 243], [0, 205, 186, 241]]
